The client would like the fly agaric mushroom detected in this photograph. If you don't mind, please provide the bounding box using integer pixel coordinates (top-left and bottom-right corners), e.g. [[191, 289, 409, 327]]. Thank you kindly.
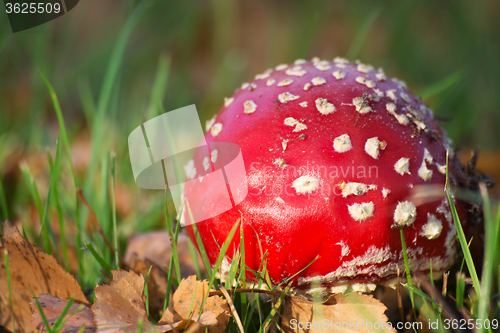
[[183, 58, 466, 294]]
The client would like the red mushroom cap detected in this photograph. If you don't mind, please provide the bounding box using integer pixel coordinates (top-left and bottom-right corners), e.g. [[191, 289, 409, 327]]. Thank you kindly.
[[183, 58, 466, 293]]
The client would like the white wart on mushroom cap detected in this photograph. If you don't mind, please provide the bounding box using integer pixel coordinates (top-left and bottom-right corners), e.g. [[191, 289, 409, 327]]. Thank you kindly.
[[184, 58, 466, 293]]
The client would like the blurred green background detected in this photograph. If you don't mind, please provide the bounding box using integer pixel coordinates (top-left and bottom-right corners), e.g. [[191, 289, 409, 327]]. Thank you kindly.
[[0, 0, 499, 285], [2, 0, 499, 148]]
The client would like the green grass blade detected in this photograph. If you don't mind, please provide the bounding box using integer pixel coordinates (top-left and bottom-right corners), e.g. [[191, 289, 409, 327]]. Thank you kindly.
[[418, 70, 466, 100], [147, 55, 171, 119], [137, 318, 144, 333], [294, 11, 319, 59], [165, 190, 181, 283], [78, 80, 97, 125], [224, 252, 240, 290], [272, 255, 319, 291], [244, 278, 264, 332], [245, 267, 268, 289], [19, 162, 56, 255], [428, 260, 445, 333], [37, 137, 62, 254], [85, 1, 148, 191], [39, 71, 85, 282], [85, 242, 112, 275], [157, 104, 184, 195], [0, 176, 8, 222], [47, 151, 69, 270], [110, 152, 119, 269], [477, 183, 495, 333], [163, 245, 177, 313], [54, 189, 69, 269], [400, 226, 417, 323], [209, 219, 240, 285], [98, 152, 111, 258], [186, 199, 212, 277], [346, 7, 383, 60], [32, 182, 44, 228], [495, 197, 500, 261], [143, 265, 153, 318], [33, 295, 53, 333], [172, 217, 182, 282], [185, 282, 199, 322], [163, 190, 181, 312], [254, 291, 264, 331], [245, 253, 272, 290], [445, 153, 482, 300], [19, 163, 44, 223], [199, 219, 240, 320], [76, 325, 87, 333], [495, 198, 500, 320], [39, 73, 73, 170], [260, 283, 291, 332], [22, 227, 29, 241], [260, 255, 272, 289], [238, 221, 247, 323], [186, 236, 202, 279], [50, 297, 76, 333], [73, 181, 83, 281]]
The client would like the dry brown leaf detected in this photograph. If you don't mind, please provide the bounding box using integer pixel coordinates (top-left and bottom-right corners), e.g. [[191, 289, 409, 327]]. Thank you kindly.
[[128, 254, 168, 318], [0, 222, 89, 333], [282, 293, 396, 333], [92, 270, 158, 333], [124, 232, 203, 278], [158, 276, 230, 333], [31, 294, 96, 333], [156, 311, 219, 333]]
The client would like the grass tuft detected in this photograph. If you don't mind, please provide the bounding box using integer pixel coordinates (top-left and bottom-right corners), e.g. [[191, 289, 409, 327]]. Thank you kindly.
[[40, 71, 85, 281]]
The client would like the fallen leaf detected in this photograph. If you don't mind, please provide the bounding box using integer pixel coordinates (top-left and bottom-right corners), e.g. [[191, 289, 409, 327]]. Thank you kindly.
[[372, 285, 412, 325], [128, 254, 168, 318], [282, 292, 396, 333], [158, 276, 230, 333], [31, 294, 96, 333], [156, 311, 219, 333], [92, 270, 158, 333], [0, 222, 89, 333], [124, 232, 203, 278]]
